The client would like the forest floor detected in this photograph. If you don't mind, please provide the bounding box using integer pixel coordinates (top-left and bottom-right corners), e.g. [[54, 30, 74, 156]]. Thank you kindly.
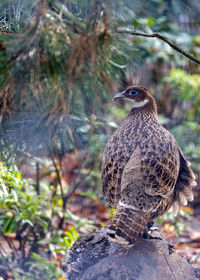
[[162, 208, 200, 270]]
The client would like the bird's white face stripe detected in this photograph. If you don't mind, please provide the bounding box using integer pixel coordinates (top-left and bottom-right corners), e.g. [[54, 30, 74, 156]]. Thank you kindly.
[[128, 98, 149, 108]]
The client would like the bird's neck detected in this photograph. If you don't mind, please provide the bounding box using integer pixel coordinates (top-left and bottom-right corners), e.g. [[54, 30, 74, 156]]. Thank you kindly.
[[128, 104, 158, 120], [129, 96, 157, 115]]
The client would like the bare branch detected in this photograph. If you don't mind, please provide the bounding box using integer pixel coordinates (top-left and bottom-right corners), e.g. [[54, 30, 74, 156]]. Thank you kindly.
[[35, 162, 40, 195], [51, 157, 64, 200], [116, 29, 200, 65]]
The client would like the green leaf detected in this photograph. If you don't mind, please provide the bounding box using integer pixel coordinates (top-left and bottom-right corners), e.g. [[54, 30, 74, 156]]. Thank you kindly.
[[147, 17, 155, 26]]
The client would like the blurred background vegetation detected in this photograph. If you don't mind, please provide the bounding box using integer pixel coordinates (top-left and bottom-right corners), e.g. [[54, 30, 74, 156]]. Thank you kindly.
[[0, 0, 200, 279]]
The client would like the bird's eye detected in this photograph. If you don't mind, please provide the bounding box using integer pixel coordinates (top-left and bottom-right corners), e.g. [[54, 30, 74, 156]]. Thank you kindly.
[[129, 89, 139, 96]]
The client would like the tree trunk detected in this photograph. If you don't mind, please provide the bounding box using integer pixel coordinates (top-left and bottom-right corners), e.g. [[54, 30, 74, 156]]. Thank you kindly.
[[63, 228, 200, 280]]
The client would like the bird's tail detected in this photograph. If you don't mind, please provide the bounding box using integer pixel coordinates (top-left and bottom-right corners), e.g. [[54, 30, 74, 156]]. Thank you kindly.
[[105, 206, 152, 245], [172, 149, 197, 216]]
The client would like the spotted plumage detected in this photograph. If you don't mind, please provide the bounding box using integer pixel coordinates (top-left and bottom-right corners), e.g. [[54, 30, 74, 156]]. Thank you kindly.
[[102, 85, 196, 245]]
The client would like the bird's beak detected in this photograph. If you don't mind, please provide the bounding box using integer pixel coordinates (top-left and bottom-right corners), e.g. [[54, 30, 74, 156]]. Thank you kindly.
[[113, 91, 125, 101]]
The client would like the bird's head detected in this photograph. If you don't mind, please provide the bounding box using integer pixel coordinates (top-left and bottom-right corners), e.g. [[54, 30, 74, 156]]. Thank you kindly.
[[113, 85, 157, 114]]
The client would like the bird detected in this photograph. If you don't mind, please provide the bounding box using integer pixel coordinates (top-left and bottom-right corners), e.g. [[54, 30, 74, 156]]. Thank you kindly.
[[101, 85, 196, 245]]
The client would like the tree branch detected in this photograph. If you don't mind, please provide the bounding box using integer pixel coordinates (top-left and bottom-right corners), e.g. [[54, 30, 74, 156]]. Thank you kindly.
[[116, 29, 200, 65], [35, 162, 40, 195], [51, 157, 64, 201]]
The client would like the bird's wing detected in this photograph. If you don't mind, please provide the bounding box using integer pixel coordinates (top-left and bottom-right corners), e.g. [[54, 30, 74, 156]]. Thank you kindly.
[[144, 133, 180, 198], [101, 136, 135, 208], [120, 133, 180, 212]]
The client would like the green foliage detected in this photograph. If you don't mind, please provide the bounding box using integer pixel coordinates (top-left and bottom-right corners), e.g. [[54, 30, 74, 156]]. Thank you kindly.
[[0, 163, 48, 235], [0, 253, 63, 280], [1, 0, 200, 157], [0, 0, 200, 279], [165, 69, 200, 121], [0, 161, 92, 278], [65, 209, 95, 232], [0, 0, 135, 156], [24, 253, 63, 280], [163, 69, 200, 174], [63, 226, 79, 248], [0, 0, 36, 32]]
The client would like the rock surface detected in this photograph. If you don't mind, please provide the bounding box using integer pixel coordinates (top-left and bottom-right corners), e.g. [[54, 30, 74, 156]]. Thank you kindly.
[[63, 228, 199, 280]]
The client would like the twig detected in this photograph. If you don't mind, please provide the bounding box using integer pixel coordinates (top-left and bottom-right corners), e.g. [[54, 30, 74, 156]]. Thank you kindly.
[[27, 227, 38, 260], [62, 150, 91, 206], [116, 29, 200, 65], [35, 162, 40, 195], [63, 181, 80, 205], [3, 235, 19, 259], [51, 157, 64, 200], [0, 239, 7, 255], [51, 156, 68, 229]]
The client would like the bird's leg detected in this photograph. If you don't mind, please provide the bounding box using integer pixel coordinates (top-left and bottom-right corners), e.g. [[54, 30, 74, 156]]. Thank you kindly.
[[106, 207, 151, 245]]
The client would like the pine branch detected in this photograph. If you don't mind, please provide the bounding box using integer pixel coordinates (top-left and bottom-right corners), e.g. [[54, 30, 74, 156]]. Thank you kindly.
[[116, 29, 200, 65]]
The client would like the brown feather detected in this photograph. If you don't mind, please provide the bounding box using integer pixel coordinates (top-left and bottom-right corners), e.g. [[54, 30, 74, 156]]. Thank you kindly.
[[102, 85, 196, 244]]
